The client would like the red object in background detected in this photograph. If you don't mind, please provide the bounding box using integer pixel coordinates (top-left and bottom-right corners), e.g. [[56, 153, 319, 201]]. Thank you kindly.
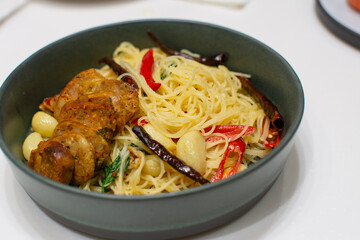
[[348, 0, 360, 11]]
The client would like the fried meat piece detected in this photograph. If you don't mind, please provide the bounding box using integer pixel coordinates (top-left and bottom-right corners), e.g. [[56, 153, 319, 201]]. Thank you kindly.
[[52, 69, 107, 119], [85, 79, 139, 122], [28, 141, 74, 184], [39, 94, 59, 114], [52, 132, 95, 185], [53, 120, 110, 169], [31, 68, 140, 186], [52, 69, 139, 121], [58, 99, 118, 141], [41, 69, 139, 130], [78, 90, 138, 131]]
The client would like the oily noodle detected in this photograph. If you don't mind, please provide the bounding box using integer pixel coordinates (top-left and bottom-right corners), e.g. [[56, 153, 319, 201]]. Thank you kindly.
[[81, 42, 271, 195]]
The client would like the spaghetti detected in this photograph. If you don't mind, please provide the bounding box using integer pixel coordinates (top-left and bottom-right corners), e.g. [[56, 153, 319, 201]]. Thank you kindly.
[[85, 42, 274, 195]]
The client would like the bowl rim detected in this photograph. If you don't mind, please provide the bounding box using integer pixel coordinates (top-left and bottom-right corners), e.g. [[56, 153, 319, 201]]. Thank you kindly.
[[0, 18, 305, 201]]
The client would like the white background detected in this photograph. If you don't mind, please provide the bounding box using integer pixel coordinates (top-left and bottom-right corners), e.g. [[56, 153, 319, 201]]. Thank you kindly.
[[1, 0, 360, 239]]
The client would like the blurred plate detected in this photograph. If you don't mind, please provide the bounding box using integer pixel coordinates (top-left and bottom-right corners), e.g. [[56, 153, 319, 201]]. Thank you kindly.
[[0, 0, 27, 23], [316, 0, 360, 49], [192, 0, 249, 7]]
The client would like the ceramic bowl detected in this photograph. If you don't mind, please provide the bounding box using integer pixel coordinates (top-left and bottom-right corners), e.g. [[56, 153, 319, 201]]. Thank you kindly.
[[0, 19, 304, 240]]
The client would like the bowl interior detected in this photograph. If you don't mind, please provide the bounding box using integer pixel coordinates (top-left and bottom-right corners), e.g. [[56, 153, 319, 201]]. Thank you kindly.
[[0, 19, 304, 196]]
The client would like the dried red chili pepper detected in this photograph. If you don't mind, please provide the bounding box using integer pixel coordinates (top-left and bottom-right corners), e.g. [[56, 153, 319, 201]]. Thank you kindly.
[[132, 125, 209, 184], [211, 138, 246, 182], [140, 48, 161, 91], [147, 30, 227, 66], [237, 76, 283, 148], [237, 76, 284, 131], [98, 57, 138, 89]]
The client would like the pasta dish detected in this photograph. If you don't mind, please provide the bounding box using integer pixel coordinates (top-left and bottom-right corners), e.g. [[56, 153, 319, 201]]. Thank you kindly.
[[22, 31, 283, 195]]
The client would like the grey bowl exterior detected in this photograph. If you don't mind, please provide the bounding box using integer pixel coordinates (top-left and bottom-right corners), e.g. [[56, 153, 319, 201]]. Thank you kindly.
[[0, 20, 304, 239]]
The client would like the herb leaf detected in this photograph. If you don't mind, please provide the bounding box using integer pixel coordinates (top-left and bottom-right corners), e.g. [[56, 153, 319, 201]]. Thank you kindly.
[[160, 72, 167, 80], [101, 154, 130, 192], [102, 155, 121, 192]]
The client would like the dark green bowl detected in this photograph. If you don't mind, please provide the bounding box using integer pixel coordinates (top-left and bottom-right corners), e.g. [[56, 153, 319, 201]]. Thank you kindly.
[[0, 19, 304, 239]]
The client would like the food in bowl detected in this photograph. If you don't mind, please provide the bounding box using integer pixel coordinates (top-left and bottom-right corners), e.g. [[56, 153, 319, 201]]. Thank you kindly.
[[22, 30, 284, 195], [0, 20, 304, 239]]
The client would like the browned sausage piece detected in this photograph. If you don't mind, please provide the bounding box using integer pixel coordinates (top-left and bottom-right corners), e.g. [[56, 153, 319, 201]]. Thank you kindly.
[[75, 80, 139, 124], [39, 94, 59, 114], [58, 99, 117, 141], [52, 69, 107, 119], [48, 69, 138, 122], [53, 120, 110, 169], [78, 91, 130, 131], [97, 80, 139, 121], [31, 68, 140, 186], [52, 69, 136, 118], [52, 132, 95, 185], [28, 140, 74, 184]]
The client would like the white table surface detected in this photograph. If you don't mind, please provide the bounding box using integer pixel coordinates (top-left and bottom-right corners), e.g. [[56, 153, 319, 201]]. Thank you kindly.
[[1, 0, 360, 239]]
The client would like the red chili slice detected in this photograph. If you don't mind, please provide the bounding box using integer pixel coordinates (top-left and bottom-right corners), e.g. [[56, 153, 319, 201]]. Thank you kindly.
[[211, 139, 246, 182], [131, 117, 148, 126], [205, 125, 255, 142], [263, 128, 281, 148], [140, 49, 161, 91]]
